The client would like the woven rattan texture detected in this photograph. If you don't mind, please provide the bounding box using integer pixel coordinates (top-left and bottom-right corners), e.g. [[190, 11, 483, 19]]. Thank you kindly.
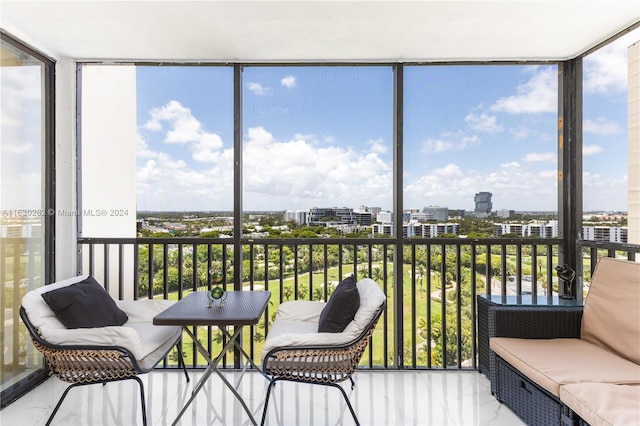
[[477, 297, 491, 376], [264, 312, 380, 385], [491, 307, 583, 339], [495, 356, 562, 426], [481, 303, 583, 395], [32, 339, 137, 384]]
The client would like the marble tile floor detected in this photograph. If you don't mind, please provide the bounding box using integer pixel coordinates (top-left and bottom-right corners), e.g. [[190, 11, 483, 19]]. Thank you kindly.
[[1, 370, 524, 425]]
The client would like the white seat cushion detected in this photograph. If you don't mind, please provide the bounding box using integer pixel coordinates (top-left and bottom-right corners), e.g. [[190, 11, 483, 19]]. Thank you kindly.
[[21, 276, 181, 367], [261, 278, 385, 361]]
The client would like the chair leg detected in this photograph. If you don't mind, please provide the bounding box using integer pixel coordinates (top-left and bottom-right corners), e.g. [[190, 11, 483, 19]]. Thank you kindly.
[[260, 378, 279, 426], [261, 379, 359, 426], [46, 382, 83, 426], [176, 340, 190, 382], [134, 376, 147, 426], [333, 382, 360, 426], [47, 378, 148, 426]]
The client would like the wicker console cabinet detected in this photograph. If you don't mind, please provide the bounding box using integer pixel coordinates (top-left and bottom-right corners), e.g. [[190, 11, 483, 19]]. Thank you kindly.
[[477, 294, 583, 394]]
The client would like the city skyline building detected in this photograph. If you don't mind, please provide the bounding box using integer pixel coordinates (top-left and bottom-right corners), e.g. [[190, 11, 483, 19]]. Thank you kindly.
[[423, 206, 449, 221], [372, 222, 459, 238], [284, 210, 307, 225], [497, 209, 515, 218], [307, 207, 355, 227], [474, 192, 493, 217]]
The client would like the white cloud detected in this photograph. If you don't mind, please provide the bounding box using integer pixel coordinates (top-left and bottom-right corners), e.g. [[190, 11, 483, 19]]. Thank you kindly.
[[247, 82, 271, 95], [368, 138, 388, 154], [404, 160, 559, 211], [421, 132, 479, 154], [136, 149, 235, 212], [3, 142, 31, 154], [465, 112, 503, 133], [524, 152, 555, 163], [583, 144, 603, 156], [583, 28, 639, 95], [421, 138, 454, 154], [141, 100, 224, 162], [136, 133, 158, 159], [142, 118, 162, 131], [501, 162, 521, 169], [281, 75, 296, 88], [293, 133, 317, 143], [583, 118, 621, 135], [193, 133, 225, 162], [247, 126, 275, 145], [582, 172, 627, 211], [491, 67, 557, 114], [241, 127, 392, 209]]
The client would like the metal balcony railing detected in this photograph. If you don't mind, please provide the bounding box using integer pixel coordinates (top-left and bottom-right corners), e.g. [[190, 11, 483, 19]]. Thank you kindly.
[[75, 236, 578, 371], [4, 236, 639, 378]]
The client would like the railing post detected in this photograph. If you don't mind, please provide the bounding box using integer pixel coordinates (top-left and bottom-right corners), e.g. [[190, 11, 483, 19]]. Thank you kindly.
[[233, 64, 244, 368], [392, 63, 404, 368], [558, 58, 583, 300]]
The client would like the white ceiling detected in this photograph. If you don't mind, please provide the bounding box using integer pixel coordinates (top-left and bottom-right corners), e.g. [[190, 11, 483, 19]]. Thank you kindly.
[[1, 0, 639, 63]]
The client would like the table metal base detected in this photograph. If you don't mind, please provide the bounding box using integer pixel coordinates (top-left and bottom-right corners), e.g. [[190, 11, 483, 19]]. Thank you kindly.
[[172, 326, 269, 426]]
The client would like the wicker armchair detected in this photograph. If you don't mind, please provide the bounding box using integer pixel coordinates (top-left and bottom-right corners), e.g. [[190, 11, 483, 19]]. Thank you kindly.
[[260, 278, 386, 426], [20, 276, 189, 426]]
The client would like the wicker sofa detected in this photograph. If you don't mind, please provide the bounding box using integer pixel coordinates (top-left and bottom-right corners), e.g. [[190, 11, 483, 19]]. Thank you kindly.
[[489, 257, 640, 426]]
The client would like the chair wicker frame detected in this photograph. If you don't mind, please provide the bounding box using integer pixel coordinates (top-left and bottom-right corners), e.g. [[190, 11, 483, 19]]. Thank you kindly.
[[260, 301, 385, 426], [20, 306, 189, 426]]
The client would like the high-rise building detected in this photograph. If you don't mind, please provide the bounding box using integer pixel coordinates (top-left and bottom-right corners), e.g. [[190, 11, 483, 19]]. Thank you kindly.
[[307, 207, 354, 226], [377, 211, 393, 223], [284, 210, 307, 225], [497, 209, 514, 218], [353, 211, 373, 226], [359, 205, 382, 216], [583, 226, 628, 244], [492, 220, 559, 238], [372, 222, 459, 238], [423, 206, 449, 221], [474, 192, 493, 217]]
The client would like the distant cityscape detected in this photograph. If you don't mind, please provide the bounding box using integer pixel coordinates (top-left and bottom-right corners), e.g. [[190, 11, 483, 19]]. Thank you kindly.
[[1, 192, 629, 243], [131, 192, 629, 244]]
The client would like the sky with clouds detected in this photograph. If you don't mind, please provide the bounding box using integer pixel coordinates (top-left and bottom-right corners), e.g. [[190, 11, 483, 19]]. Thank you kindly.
[[135, 30, 639, 213]]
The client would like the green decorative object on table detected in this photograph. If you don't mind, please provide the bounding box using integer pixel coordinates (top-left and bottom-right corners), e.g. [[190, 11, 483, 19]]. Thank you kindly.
[[207, 269, 227, 308]]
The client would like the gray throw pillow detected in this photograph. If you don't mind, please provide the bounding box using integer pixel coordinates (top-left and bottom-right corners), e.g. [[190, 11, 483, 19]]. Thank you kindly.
[[318, 275, 360, 333], [41, 276, 128, 329]]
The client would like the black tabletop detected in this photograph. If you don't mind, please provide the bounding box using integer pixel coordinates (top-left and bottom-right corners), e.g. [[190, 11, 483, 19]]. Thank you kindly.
[[153, 291, 271, 326]]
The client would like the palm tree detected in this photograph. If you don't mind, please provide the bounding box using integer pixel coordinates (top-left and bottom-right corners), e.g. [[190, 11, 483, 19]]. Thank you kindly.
[[415, 264, 427, 293], [283, 285, 294, 300], [358, 264, 369, 280], [371, 266, 385, 283]]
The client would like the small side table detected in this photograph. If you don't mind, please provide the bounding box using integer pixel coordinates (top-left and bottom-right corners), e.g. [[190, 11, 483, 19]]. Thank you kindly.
[[477, 294, 583, 394], [154, 290, 271, 426]]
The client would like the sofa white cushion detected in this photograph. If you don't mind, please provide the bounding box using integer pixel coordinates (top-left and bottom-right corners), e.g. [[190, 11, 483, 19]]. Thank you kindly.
[[581, 257, 640, 364], [490, 337, 640, 396], [21, 275, 181, 365], [261, 278, 385, 360]]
